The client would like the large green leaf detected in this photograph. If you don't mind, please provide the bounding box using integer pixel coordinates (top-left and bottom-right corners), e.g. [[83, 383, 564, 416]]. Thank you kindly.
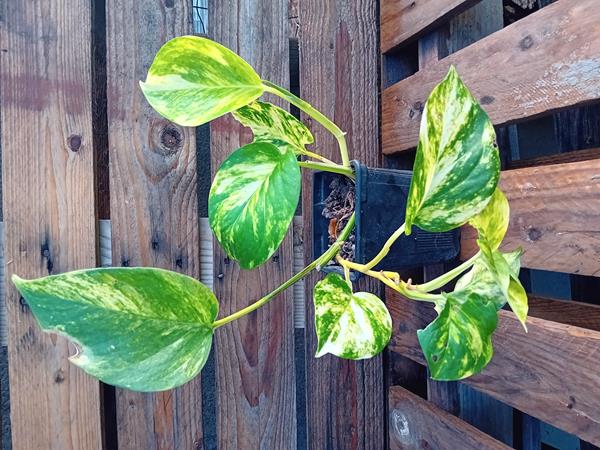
[[405, 66, 500, 233], [313, 273, 392, 359], [418, 288, 498, 380], [209, 141, 301, 269], [13, 268, 218, 392], [233, 101, 313, 151], [140, 36, 263, 126]]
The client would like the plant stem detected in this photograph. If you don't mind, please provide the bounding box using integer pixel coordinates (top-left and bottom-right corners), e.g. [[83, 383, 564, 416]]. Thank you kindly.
[[212, 213, 356, 329], [298, 149, 335, 165], [298, 161, 355, 178], [353, 223, 406, 271], [415, 251, 482, 293], [262, 80, 351, 168], [337, 258, 441, 303]]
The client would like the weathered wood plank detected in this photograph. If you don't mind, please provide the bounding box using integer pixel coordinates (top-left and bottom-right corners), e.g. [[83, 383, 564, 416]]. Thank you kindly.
[[0, 1, 103, 448], [299, 1, 385, 448], [389, 386, 511, 450], [387, 288, 600, 445], [382, 0, 600, 153], [105, 2, 203, 449], [460, 158, 600, 276], [381, 0, 480, 53], [528, 295, 600, 332], [507, 147, 600, 170], [210, 1, 297, 448]]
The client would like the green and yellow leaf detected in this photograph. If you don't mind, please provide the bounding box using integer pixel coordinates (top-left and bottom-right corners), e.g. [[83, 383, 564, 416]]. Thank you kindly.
[[13, 267, 218, 392], [406, 66, 500, 233], [418, 288, 498, 381], [209, 141, 301, 269], [233, 101, 313, 151], [469, 188, 509, 251], [140, 36, 263, 126], [314, 273, 392, 359]]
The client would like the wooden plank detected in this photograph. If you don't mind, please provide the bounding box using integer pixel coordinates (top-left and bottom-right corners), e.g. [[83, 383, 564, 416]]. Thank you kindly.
[[387, 288, 600, 445], [0, 1, 103, 448], [389, 386, 511, 450], [380, 0, 480, 53], [105, 2, 203, 449], [460, 158, 600, 276], [528, 295, 600, 332], [210, 1, 296, 448], [299, 1, 385, 448], [507, 147, 600, 170], [382, 0, 600, 154]]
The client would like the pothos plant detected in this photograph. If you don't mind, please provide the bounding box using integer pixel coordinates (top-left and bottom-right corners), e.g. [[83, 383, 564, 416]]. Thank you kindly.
[[13, 36, 528, 392]]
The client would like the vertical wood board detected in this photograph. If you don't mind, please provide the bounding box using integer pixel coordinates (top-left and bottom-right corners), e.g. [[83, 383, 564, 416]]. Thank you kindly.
[[0, 1, 103, 448], [105, 1, 203, 449], [209, 0, 297, 448]]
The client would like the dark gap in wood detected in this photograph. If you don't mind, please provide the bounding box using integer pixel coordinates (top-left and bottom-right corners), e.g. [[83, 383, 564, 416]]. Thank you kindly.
[[503, 0, 541, 27], [92, 0, 110, 221], [381, 41, 418, 89], [196, 124, 211, 218], [92, 1, 117, 448], [294, 328, 307, 450], [289, 37, 302, 216], [200, 346, 217, 450], [0, 346, 11, 450]]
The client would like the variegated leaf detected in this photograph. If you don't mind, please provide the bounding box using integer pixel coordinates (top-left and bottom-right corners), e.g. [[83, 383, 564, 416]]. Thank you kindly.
[[418, 287, 498, 381], [209, 141, 301, 269], [233, 101, 313, 151], [314, 273, 391, 359], [405, 66, 500, 234], [13, 268, 218, 392], [140, 36, 263, 126], [469, 188, 509, 251]]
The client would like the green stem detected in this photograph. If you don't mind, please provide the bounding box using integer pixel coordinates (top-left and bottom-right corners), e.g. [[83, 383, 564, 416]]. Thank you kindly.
[[298, 149, 335, 165], [362, 223, 405, 270], [262, 80, 351, 168], [298, 161, 355, 178], [212, 213, 356, 329], [415, 251, 482, 293]]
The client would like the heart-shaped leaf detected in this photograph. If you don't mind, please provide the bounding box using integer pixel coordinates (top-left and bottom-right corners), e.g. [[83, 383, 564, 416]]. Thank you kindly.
[[405, 66, 500, 234], [209, 141, 301, 269], [313, 273, 392, 359], [233, 101, 313, 151], [13, 267, 218, 392], [469, 188, 509, 251], [418, 288, 498, 380], [140, 36, 263, 126]]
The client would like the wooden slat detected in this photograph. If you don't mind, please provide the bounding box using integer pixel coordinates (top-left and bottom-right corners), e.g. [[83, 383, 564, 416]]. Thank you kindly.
[[460, 158, 600, 276], [106, 1, 203, 448], [380, 0, 480, 53], [528, 295, 600, 332], [0, 1, 103, 448], [389, 386, 511, 450], [387, 288, 600, 445], [382, 0, 600, 154], [210, 1, 297, 448], [299, 0, 385, 448], [507, 147, 600, 170]]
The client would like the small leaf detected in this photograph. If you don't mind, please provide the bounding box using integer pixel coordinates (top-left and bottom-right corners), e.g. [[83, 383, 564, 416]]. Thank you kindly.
[[469, 188, 509, 251], [406, 66, 500, 233], [418, 288, 498, 380], [13, 268, 218, 392], [209, 141, 301, 269], [233, 101, 313, 151], [314, 273, 392, 359], [507, 275, 528, 331], [140, 36, 263, 126]]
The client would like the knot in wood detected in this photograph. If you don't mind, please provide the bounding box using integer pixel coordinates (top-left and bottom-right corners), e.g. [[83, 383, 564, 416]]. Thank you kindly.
[[67, 134, 82, 152]]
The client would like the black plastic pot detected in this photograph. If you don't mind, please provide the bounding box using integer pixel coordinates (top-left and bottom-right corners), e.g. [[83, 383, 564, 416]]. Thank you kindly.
[[313, 161, 460, 279]]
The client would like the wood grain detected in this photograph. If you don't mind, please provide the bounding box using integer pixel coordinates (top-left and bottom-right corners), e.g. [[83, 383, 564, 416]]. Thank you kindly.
[[388, 288, 600, 445], [106, 2, 203, 449], [460, 158, 600, 276], [210, 1, 297, 448], [507, 147, 600, 170], [380, 0, 480, 53], [382, 0, 600, 153], [528, 295, 600, 332], [388, 386, 510, 450], [299, 1, 385, 448], [0, 1, 103, 448]]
